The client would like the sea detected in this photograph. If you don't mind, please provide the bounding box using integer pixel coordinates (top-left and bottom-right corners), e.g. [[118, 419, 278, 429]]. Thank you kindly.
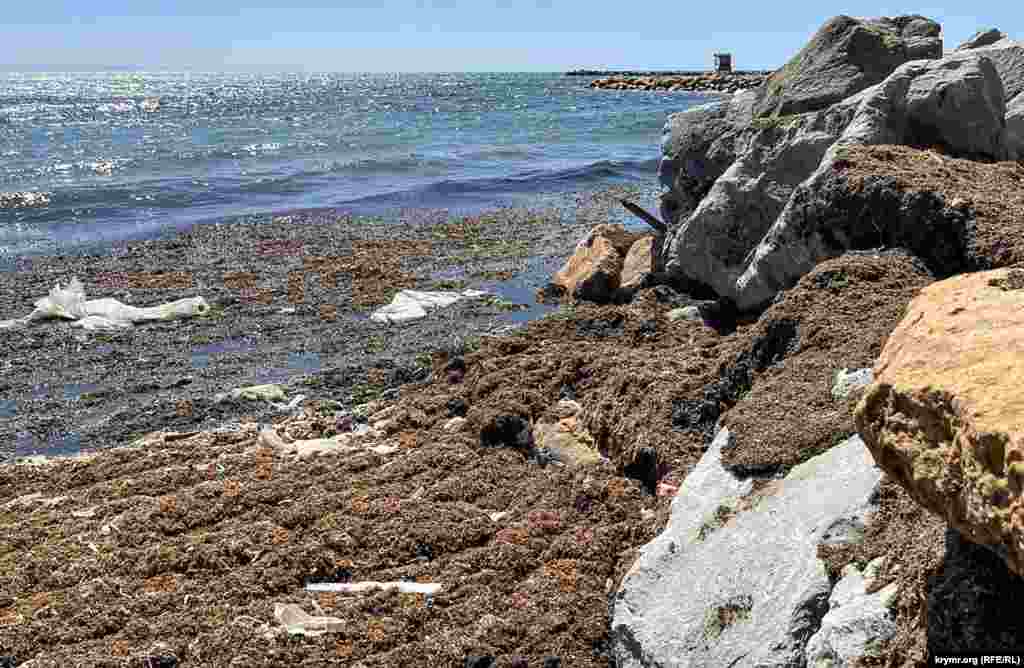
[[0, 71, 712, 268]]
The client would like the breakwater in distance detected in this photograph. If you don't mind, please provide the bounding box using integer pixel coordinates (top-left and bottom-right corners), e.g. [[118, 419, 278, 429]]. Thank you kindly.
[[566, 69, 774, 76], [585, 71, 772, 93]]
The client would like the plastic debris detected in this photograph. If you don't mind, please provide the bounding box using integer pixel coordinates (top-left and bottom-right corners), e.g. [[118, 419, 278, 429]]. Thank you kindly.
[[370, 289, 489, 324], [304, 581, 442, 595], [831, 367, 875, 401], [0, 191, 50, 208], [257, 427, 400, 459], [215, 384, 286, 403], [0, 277, 209, 331], [270, 394, 306, 413], [2, 493, 69, 510], [273, 603, 345, 637]]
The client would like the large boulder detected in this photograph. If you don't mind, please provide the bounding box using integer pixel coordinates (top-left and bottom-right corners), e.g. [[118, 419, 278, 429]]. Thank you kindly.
[[611, 428, 884, 667], [902, 54, 1008, 156], [658, 91, 757, 225], [855, 268, 1024, 577], [952, 35, 1024, 99], [661, 91, 866, 300], [753, 15, 942, 119], [826, 50, 1006, 155], [1007, 91, 1024, 160], [731, 53, 1007, 312], [662, 29, 1009, 313]]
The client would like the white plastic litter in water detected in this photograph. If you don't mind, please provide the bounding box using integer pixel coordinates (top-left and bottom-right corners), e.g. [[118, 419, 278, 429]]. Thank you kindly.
[[305, 581, 442, 595], [214, 384, 287, 404], [370, 289, 489, 324], [0, 277, 210, 331]]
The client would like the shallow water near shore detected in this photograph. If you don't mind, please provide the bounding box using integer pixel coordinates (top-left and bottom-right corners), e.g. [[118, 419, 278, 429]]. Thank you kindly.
[[0, 180, 661, 462], [0, 70, 708, 261]]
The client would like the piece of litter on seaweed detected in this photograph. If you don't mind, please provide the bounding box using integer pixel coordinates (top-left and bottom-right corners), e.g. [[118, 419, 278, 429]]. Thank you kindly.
[[305, 581, 442, 595]]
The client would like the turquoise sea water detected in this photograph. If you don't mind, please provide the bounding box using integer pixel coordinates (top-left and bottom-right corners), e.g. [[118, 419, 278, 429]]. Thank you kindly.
[[0, 71, 710, 264]]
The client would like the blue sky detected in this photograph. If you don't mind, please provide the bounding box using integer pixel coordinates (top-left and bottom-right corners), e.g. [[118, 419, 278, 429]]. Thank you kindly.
[[0, 2, 1012, 71]]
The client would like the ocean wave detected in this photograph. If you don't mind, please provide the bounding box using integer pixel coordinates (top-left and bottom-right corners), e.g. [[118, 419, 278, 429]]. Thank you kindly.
[[339, 157, 659, 206], [325, 154, 459, 176]]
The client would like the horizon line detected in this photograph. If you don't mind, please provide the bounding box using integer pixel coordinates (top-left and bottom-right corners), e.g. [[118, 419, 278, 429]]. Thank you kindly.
[[0, 65, 775, 73]]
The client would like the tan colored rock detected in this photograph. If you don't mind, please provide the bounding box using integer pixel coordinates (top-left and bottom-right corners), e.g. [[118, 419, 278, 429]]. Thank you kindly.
[[533, 419, 603, 467], [619, 235, 656, 291], [855, 268, 1024, 575], [550, 224, 645, 302]]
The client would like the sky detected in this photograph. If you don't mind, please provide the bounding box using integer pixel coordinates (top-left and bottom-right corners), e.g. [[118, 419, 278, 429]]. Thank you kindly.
[[0, 2, 1015, 72]]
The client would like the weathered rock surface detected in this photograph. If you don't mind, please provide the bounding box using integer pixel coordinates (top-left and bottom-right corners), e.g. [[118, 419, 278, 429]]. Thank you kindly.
[[662, 91, 865, 300], [855, 268, 1024, 577], [901, 54, 1008, 157], [658, 102, 733, 223], [657, 13, 1023, 315], [548, 224, 647, 303], [732, 53, 1007, 311], [619, 235, 656, 294], [658, 90, 759, 226], [956, 28, 1007, 51], [804, 557, 899, 667], [611, 428, 882, 667], [1007, 91, 1024, 160], [952, 35, 1024, 99], [753, 15, 942, 119]]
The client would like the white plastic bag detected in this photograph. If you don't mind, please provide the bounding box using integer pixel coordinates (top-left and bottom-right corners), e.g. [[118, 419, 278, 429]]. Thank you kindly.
[[0, 277, 210, 331]]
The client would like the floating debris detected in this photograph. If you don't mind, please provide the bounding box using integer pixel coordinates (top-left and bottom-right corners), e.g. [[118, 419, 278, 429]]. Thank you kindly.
[[0, 191, 50, 208]]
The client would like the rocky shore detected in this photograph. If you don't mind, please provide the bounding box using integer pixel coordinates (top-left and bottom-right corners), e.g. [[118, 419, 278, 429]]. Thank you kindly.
[[5, 13, 1024, 668], [587, 72, 769, 93]]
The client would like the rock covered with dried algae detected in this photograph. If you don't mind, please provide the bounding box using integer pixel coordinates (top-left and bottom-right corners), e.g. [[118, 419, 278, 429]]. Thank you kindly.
[[855, 267, 1024, 576]]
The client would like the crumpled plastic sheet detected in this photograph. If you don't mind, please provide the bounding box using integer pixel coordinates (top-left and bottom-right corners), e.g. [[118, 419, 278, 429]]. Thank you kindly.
[[0, 277, 210, 332], [273, 603, 345, 637], [370, 289, 488, 324]]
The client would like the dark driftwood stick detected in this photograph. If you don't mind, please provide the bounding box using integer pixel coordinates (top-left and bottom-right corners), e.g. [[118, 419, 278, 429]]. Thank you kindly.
[[619, 199, 667, 234]]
